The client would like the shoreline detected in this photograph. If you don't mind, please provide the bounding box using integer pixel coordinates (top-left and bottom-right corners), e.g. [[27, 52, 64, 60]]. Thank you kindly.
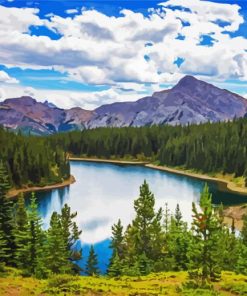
[[69, 157, 149, 165], [7, 175, 76, 199], [145, 164, 247, 197], [69, 157, 247, 197], [70, 157, 247, 230]]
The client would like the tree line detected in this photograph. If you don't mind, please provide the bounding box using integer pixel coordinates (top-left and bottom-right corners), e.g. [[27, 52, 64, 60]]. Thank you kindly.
[[49, 118, 247, 184], [1, 118, 247, 190], [0, 127, 70, 189]]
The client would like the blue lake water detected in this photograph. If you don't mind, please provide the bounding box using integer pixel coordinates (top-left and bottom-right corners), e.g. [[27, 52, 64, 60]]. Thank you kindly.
[[27, 161, 247, 273]]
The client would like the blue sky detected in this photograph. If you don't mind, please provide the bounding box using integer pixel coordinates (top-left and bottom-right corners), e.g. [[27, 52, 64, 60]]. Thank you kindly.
[[0, 0, 246, 109]]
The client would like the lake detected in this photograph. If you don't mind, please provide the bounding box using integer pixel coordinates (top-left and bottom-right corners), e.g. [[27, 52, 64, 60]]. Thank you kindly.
[[29, 160, 247, 273]]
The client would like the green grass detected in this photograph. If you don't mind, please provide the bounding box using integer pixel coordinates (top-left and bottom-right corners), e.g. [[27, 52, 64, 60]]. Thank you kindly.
[[0, 269, 247, 295]]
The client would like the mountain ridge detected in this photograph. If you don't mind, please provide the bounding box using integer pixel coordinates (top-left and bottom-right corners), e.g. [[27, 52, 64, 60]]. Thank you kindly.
[[0, 75, 247, 134]]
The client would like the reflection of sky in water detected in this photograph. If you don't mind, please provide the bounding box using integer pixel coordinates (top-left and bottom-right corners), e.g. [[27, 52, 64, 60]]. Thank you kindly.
[[30, 161, 247, 245]]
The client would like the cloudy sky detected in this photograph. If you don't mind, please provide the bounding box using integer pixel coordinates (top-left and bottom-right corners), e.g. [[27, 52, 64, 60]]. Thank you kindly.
[[0, 0, 246, 109]]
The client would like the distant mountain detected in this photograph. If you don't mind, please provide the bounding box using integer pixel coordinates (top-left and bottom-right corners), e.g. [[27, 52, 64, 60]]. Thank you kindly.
[[0, 76, 246, 134], [87, 76, 247, 128], [0, 96, 93, 135]]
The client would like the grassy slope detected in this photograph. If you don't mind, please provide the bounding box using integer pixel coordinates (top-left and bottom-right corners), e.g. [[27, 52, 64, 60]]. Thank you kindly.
[[1, 269, 247, 296]]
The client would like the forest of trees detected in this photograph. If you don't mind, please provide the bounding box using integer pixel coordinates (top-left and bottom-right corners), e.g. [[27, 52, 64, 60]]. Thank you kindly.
[[1, 118, 247, 191], [1, 155, 247, 287], [49, 118, 247, 184], [0, 162, 82, 278], [0, 127, 70, 189]]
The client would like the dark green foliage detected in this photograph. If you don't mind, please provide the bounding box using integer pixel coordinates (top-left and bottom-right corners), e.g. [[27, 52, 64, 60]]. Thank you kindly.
[[110, 219, 124, 259], [85, 246, 99, 276], [49, 118, 247, 182], [0, 162, 15, 266], [25, 194, 46, 276], [12, 194, 82, 278], [108, 219, 124, 274], [60, 204, 82, 271], [236, 214, 247, 275], [242, 214, 247, 246], [188, 184, 222, 286], [14, 193, 29, 271], [46, 212, 71, 275], [122, 181, 164, 274], [108, 253, 122, 277], [0, 127, 70, 189], [164, 206, 191, 271], [131, 180, 163, 260]]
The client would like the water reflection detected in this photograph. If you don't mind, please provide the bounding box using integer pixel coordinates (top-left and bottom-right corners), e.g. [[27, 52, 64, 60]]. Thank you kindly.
[[24, 161, 247, 273], [27, 161, 247, 242]]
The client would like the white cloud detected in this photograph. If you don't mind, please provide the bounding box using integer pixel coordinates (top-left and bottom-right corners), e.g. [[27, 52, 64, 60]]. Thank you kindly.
[[0, 84, 155, 109], [0, 71, 19, 84], [0, 0, 246, 106], [65, 9, 78, 15]]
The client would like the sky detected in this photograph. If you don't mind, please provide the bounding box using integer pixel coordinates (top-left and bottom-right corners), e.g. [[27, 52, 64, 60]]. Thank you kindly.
[[0, 0, 246, 110]]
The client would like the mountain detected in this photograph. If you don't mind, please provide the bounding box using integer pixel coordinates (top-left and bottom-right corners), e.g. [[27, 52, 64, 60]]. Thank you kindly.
[[0, 76, 246, 134], [0, 96, 93, 135], [87, 76, 247, 128]]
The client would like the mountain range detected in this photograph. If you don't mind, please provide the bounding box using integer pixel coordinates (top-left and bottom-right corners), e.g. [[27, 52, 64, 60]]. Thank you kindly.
[[0, 75, 247, 135]]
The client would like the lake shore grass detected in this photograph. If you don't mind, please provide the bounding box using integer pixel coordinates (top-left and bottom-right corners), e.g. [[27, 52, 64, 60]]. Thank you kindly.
[[7, 175, 76, 199], [1, 268, 246, 295]]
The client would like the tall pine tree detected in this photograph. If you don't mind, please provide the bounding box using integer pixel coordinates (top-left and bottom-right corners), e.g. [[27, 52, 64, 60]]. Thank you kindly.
[[85, 245, 99, 276], [188, 184, 222, 287], [0, 161, 15, 266]]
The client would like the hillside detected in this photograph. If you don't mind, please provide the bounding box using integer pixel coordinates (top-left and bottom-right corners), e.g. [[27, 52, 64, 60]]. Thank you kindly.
[[0, 76, 247, 134], [1, 269, 247, 296]]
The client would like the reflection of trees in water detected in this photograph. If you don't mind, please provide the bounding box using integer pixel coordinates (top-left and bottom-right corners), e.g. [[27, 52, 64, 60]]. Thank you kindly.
[[24, 186, 70, 229]]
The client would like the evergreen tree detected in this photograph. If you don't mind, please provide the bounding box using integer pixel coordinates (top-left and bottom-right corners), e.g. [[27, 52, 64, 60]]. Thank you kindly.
[[110, 219, 124, 259], [60, 204, 82, 273], [85, 245, 99, 276], [108, 253, 122, 277], [188, 184, 222, 286], [131, 180, 163, 261], [174, 204, 183, 227], [236, 214, 247, 275], [108, 219, 125, 274], [241, 214, 247, 246], [164, 207, 191, 271], [46, 212, 70, 275], [14, 193, 29, 270], [138, 252, 153, 276], [26, 193, 46, 276], [0, 161, 15, 266]]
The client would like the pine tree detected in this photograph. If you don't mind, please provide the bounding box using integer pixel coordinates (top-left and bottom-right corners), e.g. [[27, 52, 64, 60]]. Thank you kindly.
[[108, 253, 122, 277], [60, 204, 82, 273], [236, 214, 247, 275], [85, 245, 99, 276], [26, 193, 46, 276], [110, 219, 124, 259], [14, 193, 29, 270], [132, 180, 163, 261], [138, 252, 153, 276], [0, 161, 15, 266], [241, 214, 247, 246], [174, 204, 183, 227], [188, 184, 222, 287], [165, 208, 191, 271], [219, 217, 239, 272], [46, 211, 70, 275]]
